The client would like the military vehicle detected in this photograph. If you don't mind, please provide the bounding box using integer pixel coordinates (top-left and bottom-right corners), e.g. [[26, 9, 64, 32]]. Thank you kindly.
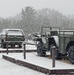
[[36, 26, 74, 64]]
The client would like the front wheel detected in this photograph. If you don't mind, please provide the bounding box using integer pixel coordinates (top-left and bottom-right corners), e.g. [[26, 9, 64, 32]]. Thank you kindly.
[[11, 45, 15, 48], [2, 43, 6, 48], [68, 46, 74, 64], [37, 41, 46, 56], [1, 40, 6, 48]]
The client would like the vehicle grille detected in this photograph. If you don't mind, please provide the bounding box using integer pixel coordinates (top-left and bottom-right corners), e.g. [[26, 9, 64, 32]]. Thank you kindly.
[[6, 36, 24, 41]]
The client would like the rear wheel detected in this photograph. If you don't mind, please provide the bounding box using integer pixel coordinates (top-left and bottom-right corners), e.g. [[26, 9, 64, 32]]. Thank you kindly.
[[68, 46, 74, 64]]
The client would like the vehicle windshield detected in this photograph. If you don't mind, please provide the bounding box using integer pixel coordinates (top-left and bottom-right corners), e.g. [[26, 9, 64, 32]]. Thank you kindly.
[[8, 30, 23, 35], [41, 27, 59, 36]]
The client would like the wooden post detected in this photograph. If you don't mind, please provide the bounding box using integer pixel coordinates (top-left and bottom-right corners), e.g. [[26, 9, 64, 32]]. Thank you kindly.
[[7, 42, 8, 54], [23, 44, 26, 59], [52, 46, 56, 68]]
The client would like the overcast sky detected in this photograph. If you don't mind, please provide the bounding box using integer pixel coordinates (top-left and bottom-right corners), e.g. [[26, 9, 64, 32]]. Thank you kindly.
[[0, 0, 74, 18]]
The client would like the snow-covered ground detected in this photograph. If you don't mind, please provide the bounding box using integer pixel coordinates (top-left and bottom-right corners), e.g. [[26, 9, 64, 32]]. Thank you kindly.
[[0, 54, 45, 75], [0, 40, 45, 75], [0, 39, 74, 75], [3, 52, 74, 70]]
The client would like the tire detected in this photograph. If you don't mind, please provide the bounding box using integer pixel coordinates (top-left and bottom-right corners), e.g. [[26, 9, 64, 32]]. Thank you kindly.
[[68, 46, 74, 64], [1, 40, 6, 48], [11, 44, 15, 48], [1, 43, 6, 48], [37, 41, 46, 56], [3, 43, 6, 48]]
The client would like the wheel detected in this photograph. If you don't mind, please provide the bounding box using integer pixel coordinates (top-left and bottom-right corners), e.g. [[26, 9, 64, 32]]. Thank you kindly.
[[2, 43, 6, 48], [37, 41, 42, 56], [1, 43, 6, 48], [11, 44, 15, 48], [1, 40, 6, 48], [68, 46, 74, 64], [37, 41, 46, 56]]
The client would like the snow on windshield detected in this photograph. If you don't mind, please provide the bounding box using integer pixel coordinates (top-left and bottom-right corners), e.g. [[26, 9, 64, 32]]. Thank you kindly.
[[8, 30, 23, 35]]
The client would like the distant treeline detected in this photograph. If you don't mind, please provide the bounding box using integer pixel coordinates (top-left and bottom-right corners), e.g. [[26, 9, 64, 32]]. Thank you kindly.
[[0, 6, 74, 35]]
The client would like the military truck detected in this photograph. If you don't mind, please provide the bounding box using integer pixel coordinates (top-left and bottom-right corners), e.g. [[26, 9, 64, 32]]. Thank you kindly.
[[36, 26, 74, 64]]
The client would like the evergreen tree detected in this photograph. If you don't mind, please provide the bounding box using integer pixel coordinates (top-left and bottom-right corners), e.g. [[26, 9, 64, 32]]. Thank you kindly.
[[21, 6, 36, 34]]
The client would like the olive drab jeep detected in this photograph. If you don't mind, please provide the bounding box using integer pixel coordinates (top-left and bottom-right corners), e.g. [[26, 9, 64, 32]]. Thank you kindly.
[[36, 26, 74, 64]]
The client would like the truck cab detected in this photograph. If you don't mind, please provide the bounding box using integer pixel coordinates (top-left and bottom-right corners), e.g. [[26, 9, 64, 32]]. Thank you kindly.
[[0, 29, 25, 48]]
